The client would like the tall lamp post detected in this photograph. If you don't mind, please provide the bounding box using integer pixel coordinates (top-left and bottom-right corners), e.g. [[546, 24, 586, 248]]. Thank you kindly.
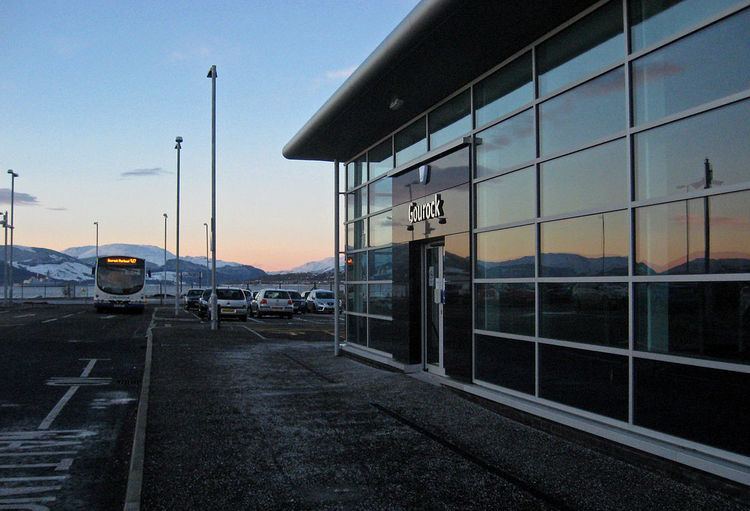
[[2, 211, 7, 304], [7, 170, 18, 306], [162, 213, 168, 306], [93, 221, 99, 260], [203, 222, 209, 287], [207, 65, 218, 330], [174, 136, 183, 316]]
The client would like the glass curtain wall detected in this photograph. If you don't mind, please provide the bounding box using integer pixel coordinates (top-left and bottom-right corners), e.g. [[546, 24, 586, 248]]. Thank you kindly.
[[343, 0, 750, 458]]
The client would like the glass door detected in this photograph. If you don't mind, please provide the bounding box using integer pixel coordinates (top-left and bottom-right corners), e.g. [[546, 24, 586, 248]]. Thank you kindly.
[[424, 243, 445, 373]]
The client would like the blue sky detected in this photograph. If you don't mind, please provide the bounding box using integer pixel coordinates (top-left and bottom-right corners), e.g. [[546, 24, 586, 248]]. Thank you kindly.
[[0, 0, 419, 270]]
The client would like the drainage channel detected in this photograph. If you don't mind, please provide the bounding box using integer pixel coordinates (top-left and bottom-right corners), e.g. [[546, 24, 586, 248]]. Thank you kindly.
[[282, 354, 337, 384], [370, 402, 575, 511]]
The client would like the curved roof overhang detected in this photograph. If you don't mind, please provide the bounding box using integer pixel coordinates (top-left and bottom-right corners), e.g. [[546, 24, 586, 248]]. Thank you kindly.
[[283, 0, 598, 163]]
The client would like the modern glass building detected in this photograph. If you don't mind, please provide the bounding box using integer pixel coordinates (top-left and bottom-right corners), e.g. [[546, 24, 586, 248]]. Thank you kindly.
[[284, 0, 750, 484]]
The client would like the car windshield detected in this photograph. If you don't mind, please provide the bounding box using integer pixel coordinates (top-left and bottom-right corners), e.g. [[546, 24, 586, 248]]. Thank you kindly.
[[217, 289, 244, 300], [201, 290, 211, 299], [187, 290, 203, 296], [316, 291, 334, 299], [265, 291, 290, 299], [287, 292, 301, 299], [97, 266, 145, 295]]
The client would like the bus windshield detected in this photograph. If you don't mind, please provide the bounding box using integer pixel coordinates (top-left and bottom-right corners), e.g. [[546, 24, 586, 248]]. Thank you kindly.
[[97, 266, 145, 295]]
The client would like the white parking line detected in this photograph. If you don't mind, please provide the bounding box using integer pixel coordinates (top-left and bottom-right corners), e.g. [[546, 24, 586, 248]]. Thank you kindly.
[[41, 318, 59, 324], [101, 315, 116, 320], [240, 325, 267, 340], [62, 314, 75, 319], [0, 476, 68, 482], [12, 314, 35, 319], [246, 316, 263, 324], [38, 359, 99, 430]]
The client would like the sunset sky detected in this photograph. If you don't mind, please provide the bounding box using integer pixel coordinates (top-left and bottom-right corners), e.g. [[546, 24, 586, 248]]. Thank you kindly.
[[0, 0, 419, 271]]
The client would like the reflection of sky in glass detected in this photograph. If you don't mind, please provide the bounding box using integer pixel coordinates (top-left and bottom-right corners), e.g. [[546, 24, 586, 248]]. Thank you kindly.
[[368, 283, 392, 316], [541, 211, 628, 276], [633, 9, 750, 125], [369, 139, 393, 179], [368, 248, 392, 280], [475, 109, 534, 178], [635, 99, 750, 200], [537, 0, 624, 96], [630, 0, 742, 51], [539, 67, 626, 156], [429, 91, 471, 149], [475, 167, 535, 228], [476, 226, 534, 278], [541, 139, 627, 216], [347, 188, 367, 220], [474, 53, 533, 127], [369, 211, 392, 247], [637, 190, 750, 274], [368, 177, 392, 213], [395, 117, 427, 166]]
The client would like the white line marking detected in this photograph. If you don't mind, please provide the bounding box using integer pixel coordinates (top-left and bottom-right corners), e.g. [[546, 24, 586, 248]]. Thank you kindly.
[[0, 476, 68, 482], [101, 315, 116, 319], [38, 360, 99, 430], [240, 325, 266, 340], [0, 458, 72, 470], [0, 452, 76, 457], [41, 318, 59, 324], [75, 311, 85, 315], [0, 310, 9, 314], [246, 316, 262, 323], [62, 314, 75, 319], [12, 314, 35, 319], [0, 489, 60, 498]]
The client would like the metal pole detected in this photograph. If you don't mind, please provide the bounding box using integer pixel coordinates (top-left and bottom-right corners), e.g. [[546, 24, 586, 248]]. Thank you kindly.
[[2, 211, 7, 304], [7, 170, 17, 305], [163, 213, 167, 306], [204, 222, 209, 281], [94, 222, 99, 260], [175, 137, 182, 316], [333, 160, 340, 356], [207, 65, 218, 330]]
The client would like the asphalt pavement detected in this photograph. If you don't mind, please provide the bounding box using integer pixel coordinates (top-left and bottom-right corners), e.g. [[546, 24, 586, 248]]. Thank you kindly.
[[0, 304, 150, 510], [140, 311, 749, 511]]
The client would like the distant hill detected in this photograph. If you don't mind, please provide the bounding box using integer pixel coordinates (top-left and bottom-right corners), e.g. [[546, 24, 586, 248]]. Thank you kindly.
[[273, 255, 345, 275]]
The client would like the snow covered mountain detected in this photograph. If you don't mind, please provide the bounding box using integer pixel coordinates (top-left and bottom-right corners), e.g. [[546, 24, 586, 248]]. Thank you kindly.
[[277, 255, 345, 275], [63, 244, 175, 266], [1, 246, 93, 282]]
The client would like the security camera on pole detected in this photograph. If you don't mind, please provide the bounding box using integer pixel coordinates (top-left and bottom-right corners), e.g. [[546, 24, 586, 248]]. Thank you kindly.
[[174, 136, 183, 316]]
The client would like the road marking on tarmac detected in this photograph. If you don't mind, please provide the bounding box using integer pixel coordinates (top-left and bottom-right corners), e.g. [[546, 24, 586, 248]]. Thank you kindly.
[[13, 314, 35, 319], [240, 325, 267, 340], [38, 359, 107, 430], [61, 314, 75, 319], [101, 315, 116, 320], [246, 316, 262, 323], [41, 318, 58, 324]]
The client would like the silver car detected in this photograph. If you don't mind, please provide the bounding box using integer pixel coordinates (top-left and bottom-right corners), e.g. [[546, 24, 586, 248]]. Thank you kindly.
[[305, 289, 336, 313], [208, 287, 248, 321], [252, 289, 294, 318]]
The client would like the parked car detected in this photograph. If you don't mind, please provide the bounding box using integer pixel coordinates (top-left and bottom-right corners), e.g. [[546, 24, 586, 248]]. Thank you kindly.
[[285, 290, 304, 313], [198, 288, 212, 317], [251, 289, 294, 318], [305, 289, 336, 313], [242, 289, 254, 308], [184, 288, 204, 310], [207, 287, 248, 321]]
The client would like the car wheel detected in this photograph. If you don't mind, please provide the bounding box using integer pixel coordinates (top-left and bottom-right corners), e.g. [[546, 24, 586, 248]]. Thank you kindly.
[[256, 310, 262, 318]]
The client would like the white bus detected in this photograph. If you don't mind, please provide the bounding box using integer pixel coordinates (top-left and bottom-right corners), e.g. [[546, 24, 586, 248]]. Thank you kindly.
[[94, 256, 147, 312]]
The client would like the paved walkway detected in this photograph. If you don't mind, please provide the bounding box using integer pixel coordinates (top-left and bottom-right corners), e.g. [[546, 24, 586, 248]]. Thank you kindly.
[[141, 320, 748, 510]]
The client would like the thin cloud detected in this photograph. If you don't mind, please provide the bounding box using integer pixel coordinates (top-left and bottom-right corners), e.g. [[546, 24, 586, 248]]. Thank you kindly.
[[46, 207, 68, 211], [120, 167, 170, 178], [324, 65, 357, 81], [0, 188, 39, 206]]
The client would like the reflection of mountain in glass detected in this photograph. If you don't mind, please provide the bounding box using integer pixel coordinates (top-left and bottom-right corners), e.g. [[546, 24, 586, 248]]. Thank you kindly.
[[636, 256, 750, 275], [478, 253, 628, 278]]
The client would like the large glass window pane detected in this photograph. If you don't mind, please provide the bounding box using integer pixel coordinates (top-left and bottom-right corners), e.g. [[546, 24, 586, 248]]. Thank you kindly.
[[346, 314, 367, 346], [475, 283, 535, 336], [630, 0, 743, 51], [348, 220, 366, 250], [541, 139, 627, 217], [474, 53, 533, 127], [395, 117, 426, 166], [634, 99, 750, 200], [368, 177, 392, 214], [537, 0, 624, 96], [347, 187, 367, 220], [368, 284, 392, 317], [346, 284, 366, 314], [347, 156, 366, 190], [475, 109, 535, 178], [540, 344, 628, 421], [368, 247, 392, 280], [633, 10, 750, 126], [475, 335, 535, 395], [634, 359, 750, 455], [635, 281, 750, 364], [368, 138, 393, 179], [476, 226, 534, 279], [540, 283, 628, 348], [368, 318, 395, 355], [368, 211, 392, 247], [540, 211, 628, 277], [429, 90, 471, 149], [475, 166, 535, 228], [540, 67, 626, 156], [709, 190, 750, 273], [345, 251, 367, 282]]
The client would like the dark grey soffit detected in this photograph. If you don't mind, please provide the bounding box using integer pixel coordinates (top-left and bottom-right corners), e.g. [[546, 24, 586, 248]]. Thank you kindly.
[[283, 0, 599, 163]]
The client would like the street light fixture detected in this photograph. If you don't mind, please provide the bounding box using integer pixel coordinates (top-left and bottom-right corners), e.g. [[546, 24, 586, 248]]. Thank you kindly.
[[163, 213, 168, 306], [207, 65, 218, 330], [174, 136, 183, 316], [93, 221, 99, 260], [7, 170, 18, 306]]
